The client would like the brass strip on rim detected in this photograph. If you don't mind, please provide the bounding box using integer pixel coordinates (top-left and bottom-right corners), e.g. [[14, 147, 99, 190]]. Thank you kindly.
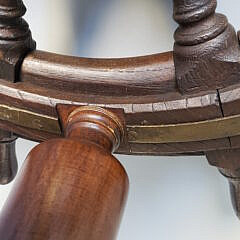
[[128, 114, 240, 144], [0, 103, 240, 144], [0, 104, 61, 135]]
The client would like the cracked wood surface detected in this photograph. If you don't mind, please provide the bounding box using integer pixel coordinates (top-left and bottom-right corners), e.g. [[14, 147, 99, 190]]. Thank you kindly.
[[0, 69, 232, 155]]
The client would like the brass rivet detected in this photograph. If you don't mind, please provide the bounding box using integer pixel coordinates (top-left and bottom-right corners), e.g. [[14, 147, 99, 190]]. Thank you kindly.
[[128, 131, 138, 141]]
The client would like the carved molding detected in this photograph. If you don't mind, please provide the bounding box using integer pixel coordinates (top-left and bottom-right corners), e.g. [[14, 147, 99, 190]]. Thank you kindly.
[[0, 0, 35, 82], [173, 0, 240, 94]]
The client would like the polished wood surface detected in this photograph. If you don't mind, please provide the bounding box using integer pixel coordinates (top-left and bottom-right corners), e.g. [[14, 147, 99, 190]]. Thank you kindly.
[[21, 50, 176, 97], [0, 0, 34, 184], [0, 0, 35, 82], [0, 76, 235, 155], [0, 0, 240, 231], [0, 0, 236, 156], [0, 0, 237, 155], [0, 106, 128, 240]]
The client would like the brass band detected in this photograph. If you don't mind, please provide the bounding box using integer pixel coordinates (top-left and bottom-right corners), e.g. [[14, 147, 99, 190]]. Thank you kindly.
[[0, 103, 240, 144]]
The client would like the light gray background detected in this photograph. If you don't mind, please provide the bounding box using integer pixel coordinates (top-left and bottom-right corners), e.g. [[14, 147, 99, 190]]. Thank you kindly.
[[1, 1, 240, 239]]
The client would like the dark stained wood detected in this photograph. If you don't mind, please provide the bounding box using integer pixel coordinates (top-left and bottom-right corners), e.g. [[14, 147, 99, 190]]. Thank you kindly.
[[0, 0, 35, 185], [0, 78, 232, 155], [173, 0, 240, 94], [219, 85, 240, 148], [0, 0, 35, 82], [0, 130, 17, 184], [0, 119, 59, 142], [0, 0, 240, 232], [21, 50, 176, 97], [207, 149, 240, 219], [209, 85, 240, 219], [0, 106, 129, 240], [0, 0, 233, 156], [126, 90, 230, 154], [128, 139, 229, 156]]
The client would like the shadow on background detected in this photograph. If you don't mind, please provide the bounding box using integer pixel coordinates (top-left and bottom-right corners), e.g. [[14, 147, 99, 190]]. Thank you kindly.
[[70, 0, 176, 56], [71, 0, 115, 56], [68, 2, 235, 240]]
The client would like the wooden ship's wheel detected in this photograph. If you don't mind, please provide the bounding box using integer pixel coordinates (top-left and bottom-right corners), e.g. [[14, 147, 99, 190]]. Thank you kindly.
[[0, 0, 239, 239]]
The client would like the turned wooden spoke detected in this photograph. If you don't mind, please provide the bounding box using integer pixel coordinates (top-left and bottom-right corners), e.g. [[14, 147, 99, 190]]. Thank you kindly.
[[0, 130, 17, 185], [173, 0, 240, 94], [0, 0, 35, 186], [0, 0, 240, 237], [0, 0, 35, 82], [0, 1, 238, 157], [0, 106, 128, 240]]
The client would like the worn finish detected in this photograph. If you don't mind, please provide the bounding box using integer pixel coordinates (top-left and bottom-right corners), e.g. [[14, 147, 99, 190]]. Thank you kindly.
[[0, 0, 240, 232], [0, 106, 128, 240], [21, 50, 176, 97], [207, 85, 240, 220], [0, 0, 35, 82], [0, 101, 239, 146], [207, 149, 240, 219], [0, 79, 232, 155], [0, 103, 60, 135], [0, 0, 233, 156], [0, 130, 17, 184], [128, 113, 240, 144], [218, 85, 240, 148], [173, 0, 240, 94], [0, 0, 35, 184]]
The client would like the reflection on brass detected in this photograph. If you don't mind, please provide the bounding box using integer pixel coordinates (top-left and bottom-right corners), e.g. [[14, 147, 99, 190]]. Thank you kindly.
[[1, 103, 240, 143], [0, 104, 61, 135], [128, 114, 240, 143]]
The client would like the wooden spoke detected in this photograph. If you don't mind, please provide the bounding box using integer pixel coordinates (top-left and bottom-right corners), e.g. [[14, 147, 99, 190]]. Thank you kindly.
[[207, 149, 240, 219], [0, 0, 240, 233], [0, 106, 128, 240]]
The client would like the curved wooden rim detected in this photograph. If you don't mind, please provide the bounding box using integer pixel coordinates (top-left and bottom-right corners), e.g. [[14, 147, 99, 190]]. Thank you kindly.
[[21, 50, 177, 101], [0, 49, 237, 156]]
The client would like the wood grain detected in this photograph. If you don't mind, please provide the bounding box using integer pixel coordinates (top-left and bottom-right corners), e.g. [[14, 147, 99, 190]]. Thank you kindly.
[[0, 106, 128, 240], [0, 0, 35, 185], [21, 50, 176, 97], [0, 78, 232, 155], [0, 0, 35, 82], [219, 85, 240, 148], [173, 0, 240, 94], [0, 0, 236, 157]]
